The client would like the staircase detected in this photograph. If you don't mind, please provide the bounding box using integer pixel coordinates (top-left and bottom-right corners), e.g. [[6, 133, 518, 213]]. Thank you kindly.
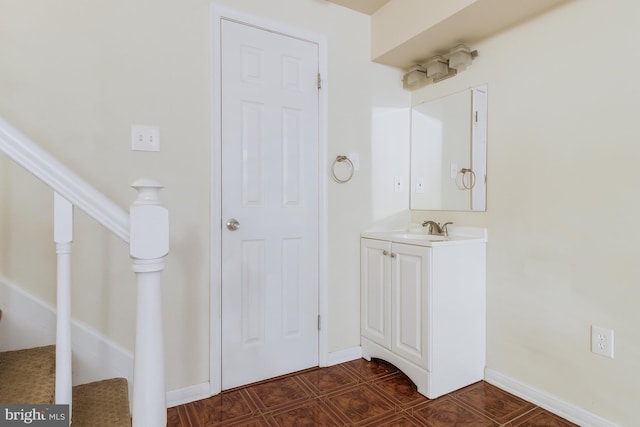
[[0, 117, 169, 426], [0, 346, 130, 426]]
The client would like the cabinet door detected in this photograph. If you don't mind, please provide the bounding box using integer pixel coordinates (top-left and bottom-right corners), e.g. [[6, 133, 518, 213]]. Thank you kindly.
[[361, 239, 392, 349], [391, 243, 430, 368]]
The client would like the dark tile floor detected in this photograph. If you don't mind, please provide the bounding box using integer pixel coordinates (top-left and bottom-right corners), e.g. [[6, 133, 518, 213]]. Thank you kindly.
[[167, 358, 578, 426]]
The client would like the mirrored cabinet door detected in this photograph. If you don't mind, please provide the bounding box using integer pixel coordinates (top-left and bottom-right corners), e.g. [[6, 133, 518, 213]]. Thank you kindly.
[[410, 85, 487, 211]]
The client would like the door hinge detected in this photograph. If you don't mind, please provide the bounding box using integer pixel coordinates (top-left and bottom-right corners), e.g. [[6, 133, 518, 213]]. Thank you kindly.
[[317, 73, 322, 90], [318, 315, 321, 331]]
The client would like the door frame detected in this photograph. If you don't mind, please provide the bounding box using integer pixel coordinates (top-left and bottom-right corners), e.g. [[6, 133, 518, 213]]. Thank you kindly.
[[209, 4, 329, 396]]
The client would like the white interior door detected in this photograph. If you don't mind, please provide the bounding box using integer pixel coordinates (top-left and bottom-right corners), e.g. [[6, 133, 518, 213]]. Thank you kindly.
[[220, 19, 319, 390]]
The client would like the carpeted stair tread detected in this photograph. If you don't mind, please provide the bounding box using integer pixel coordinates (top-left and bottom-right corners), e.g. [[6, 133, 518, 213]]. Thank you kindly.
[[0, 345, 55, 404], [72, 377, 130, 427]]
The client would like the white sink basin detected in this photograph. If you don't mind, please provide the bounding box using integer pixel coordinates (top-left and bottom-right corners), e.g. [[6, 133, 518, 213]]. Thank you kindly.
[[361, 227, 487, 247], [391, 233, 449, 241]]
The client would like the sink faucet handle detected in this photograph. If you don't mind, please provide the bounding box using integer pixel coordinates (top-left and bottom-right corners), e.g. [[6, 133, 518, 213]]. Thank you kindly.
[[441, 222, 453, 236], [421, 220, 442, 235]]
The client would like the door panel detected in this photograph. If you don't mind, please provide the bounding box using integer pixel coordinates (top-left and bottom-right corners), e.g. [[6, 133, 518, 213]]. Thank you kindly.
[[392, 243, 430, 368], [361, 239, 392, 349], [221, 19, 319, 390]]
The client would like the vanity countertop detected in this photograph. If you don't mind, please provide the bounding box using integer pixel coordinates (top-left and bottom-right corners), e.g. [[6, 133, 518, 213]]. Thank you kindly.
[[361, 226, 487, 247]]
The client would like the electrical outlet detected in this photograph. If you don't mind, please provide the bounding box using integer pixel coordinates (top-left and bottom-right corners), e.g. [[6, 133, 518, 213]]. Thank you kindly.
[[131, 125, 160, 151], [591, 325, 614, 358]]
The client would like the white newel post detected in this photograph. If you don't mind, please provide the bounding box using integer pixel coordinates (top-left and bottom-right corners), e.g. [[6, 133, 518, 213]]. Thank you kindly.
[[130, 179, 168, 427], [54, 192, 73, 415]]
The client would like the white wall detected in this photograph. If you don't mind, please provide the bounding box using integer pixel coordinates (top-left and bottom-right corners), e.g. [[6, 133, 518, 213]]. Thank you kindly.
[[5, 0, 638, 423], [371, 0, 475, 60], [408, 1, 640, 425], [0, 0, 409, 393]]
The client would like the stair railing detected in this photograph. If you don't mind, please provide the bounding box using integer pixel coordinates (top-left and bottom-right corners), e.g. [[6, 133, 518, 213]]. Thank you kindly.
[[54, 193, 73, 412], [0, 117, 168, 427]]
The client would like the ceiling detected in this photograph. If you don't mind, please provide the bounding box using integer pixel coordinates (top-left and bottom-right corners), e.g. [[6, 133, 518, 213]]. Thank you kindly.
[[327, 0, 391, 15], [327, 0, 569, 69]]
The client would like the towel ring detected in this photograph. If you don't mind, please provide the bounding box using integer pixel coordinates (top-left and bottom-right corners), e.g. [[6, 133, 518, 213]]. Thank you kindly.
[[331, 155, 354, 184], [461, 168, 476, 189], [456, 168, 476, 190]]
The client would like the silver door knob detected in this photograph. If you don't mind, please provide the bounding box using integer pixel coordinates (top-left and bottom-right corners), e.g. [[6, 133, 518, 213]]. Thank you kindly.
[[226, 218, 240, 231]]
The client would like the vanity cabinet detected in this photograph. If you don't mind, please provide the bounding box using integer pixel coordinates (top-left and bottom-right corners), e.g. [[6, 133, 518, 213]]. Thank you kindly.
[[360, 233, 486, 399]]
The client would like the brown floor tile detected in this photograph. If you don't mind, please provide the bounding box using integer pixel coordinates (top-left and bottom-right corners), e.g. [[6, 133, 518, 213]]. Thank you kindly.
[[373, 372, 429, 407], [266, 399, 344, 426], [184, 389, 259, 426], [412, 396, 499, 427], [342, 358, 400, 382], [297, 364, 359, 395], [167, 406, 187, 427], [223, 415, 271, 427], [506, 407, 580, 427], [451, 381, 536, 424], [245, 376, 312, 412], [325, 383, 397, 424], [360, 412, 426, 426], [167, 359, 578, 427]]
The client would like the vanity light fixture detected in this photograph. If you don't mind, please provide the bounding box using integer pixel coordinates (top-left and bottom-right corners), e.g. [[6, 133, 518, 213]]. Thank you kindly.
[[426, 56, 449, 79], [402, 44, 477, 90], [448, 44, 475, 72], [405, 64, 427, 86]]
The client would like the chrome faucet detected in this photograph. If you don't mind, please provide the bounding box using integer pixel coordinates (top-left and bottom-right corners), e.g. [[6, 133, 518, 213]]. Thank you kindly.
[[441, 222, 453, 236], [421, 221, 453, 236], [422, 221, 442, 235]]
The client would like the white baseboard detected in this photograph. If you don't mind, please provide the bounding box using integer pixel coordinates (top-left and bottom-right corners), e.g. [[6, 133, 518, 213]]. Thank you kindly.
[[485, 368, 620, 427], [324, 345, 362, 367], [0, 276, 56, 350], [0, 276, 133, 390], [165, 347, 364, 408], [166, 382, 211, 408], [71, 319, 133, 389]]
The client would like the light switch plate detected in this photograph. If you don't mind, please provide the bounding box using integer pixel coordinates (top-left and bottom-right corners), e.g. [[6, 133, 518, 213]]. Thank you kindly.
[[132, 125, 160, 152], [394, 176, 405, 192]]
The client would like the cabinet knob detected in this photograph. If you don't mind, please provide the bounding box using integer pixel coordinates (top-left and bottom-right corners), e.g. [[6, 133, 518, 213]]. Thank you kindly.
[[382, 250, 389, 256], [390, 252, 397, 258]]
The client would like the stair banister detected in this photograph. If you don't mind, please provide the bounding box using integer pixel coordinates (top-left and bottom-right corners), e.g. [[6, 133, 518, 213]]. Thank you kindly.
[[54, 193, 73, 415], [1, 117, 169, 426], [0, 117, 129, 242], [130, 179, 168, 427]]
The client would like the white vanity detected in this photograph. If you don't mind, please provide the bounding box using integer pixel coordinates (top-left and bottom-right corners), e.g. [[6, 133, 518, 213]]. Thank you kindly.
[[360, 226, 487, 398]]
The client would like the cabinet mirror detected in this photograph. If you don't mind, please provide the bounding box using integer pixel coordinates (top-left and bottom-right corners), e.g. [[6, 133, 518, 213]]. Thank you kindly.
[[410, 85, 487, 211]]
